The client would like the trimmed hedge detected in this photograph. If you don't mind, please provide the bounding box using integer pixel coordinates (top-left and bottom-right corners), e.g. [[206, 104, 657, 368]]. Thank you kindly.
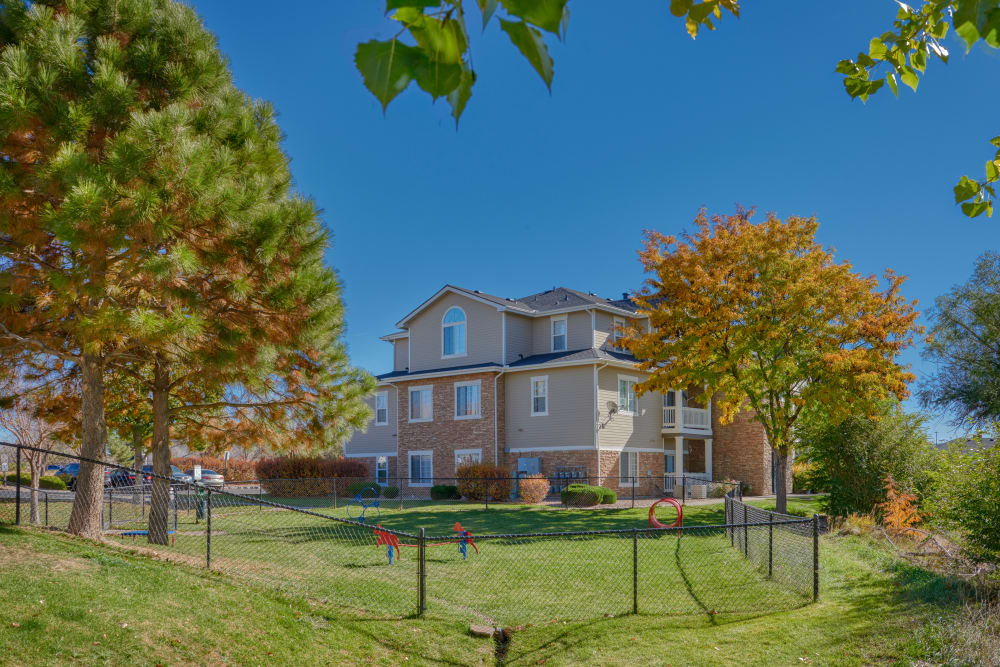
[[456, 463, 512, 501], [560, 483, 616, 506], [382, 485, 400, 499], [3, 473, 67, 490], [255, 456, 369, 497], [517, 473, 549, 504], [430, 484, 460, 500]]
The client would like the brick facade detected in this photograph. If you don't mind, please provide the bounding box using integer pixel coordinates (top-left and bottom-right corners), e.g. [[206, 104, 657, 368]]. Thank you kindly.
[[393, 372, 504, 486], [499, 448, 599, 478], [710, 400, 791, 496], [596, 450, 665, 490]]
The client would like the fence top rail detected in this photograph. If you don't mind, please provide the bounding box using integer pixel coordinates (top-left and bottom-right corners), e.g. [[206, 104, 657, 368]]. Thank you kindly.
[[1, 441, 419, 540], [424, 517, 812, 542]]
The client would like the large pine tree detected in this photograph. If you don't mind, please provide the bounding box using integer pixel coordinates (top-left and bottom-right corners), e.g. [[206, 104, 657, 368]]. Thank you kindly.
[[0, 0, 370, 539]]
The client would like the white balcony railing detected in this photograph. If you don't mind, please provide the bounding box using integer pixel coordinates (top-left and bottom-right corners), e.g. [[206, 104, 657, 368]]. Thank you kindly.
[[662, 396, 710, 431]]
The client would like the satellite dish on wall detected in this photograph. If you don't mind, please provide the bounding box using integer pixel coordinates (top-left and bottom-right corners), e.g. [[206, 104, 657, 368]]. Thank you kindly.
[[606, 401, 619, 415]]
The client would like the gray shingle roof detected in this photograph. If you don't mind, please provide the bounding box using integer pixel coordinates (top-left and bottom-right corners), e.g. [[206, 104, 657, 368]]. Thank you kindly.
[[376, 361, 502, 382], [513, 287, 640, 313], [506, 347, 636, 367]]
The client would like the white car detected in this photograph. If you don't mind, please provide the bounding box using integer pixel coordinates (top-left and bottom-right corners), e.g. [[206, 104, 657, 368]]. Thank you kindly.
[[185, 469, 224, 489]]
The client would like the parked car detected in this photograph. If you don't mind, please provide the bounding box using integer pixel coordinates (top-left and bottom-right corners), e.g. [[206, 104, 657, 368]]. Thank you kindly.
[[110, 465, 191, 488], [56, 463, 112, 490], [184, 468, 224, 489], [45, 464, 63, 474]]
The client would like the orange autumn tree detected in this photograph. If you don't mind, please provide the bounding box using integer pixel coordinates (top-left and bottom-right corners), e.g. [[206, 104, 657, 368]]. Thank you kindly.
[[622, 210, 922, 513]]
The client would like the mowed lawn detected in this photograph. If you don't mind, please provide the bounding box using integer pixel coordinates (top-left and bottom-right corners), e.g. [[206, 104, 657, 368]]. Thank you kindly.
[[0, 514, 970, 666], [67, 494, 820, 625]]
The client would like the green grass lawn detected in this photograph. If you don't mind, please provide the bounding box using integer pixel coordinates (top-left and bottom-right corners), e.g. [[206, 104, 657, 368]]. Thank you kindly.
[[2, 494, 825, 626], [0, 517, 970, 666]]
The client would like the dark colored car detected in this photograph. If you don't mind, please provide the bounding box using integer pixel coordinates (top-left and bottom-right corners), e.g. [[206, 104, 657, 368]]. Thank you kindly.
[[56, 463, 112, 490]]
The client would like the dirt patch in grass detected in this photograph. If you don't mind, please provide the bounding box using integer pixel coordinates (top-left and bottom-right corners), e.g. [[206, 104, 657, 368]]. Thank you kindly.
[[0, 542, 94, 573]]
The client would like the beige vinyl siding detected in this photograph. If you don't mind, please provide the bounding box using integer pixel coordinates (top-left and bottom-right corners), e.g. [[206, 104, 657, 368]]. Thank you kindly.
[[505, 366, 594, 449], [393, 339, 408, 372], [505, 313, 533, 363], [530, 310, 592, 354], [407, 294, 502, 371], [344, 389, 398, 456], [596, 367, 663, 450], [594, 310, 613, 349]]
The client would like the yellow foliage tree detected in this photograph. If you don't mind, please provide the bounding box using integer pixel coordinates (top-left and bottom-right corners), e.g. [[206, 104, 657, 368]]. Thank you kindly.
[[623, 209, 922, 513]]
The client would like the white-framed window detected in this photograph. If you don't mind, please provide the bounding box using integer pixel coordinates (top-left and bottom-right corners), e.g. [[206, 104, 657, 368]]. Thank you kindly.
[[620, 451, 639, 485], [376, 456, 388, 486], [551, 315, 567, 352], [442, 307, 467, 358], [408, 450, 433, 486], [618, 375, 638, 415], [453, 380, 481, 420], [409, 385, 433, 423], [530, 375, 548, 416], [455, 448, 482, 469], [374, 391, 388, 426], [664, 451, 676, 475], [612, 316, 627, 351]]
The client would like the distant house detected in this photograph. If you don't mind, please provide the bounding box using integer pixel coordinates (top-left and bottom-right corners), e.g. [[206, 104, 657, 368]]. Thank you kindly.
[[937, 437, 996, 452], [343, 285, 789, 496]]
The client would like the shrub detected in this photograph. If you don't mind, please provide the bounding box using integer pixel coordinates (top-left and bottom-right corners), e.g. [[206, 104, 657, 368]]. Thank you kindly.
[[560, 483, 615, 506], [709, 479, 738, 498], [797, 401, 936, 517], [255, 456, 369, 497], [382, 485, 400, 499], [2, 473, 66, 490], [456, 464, 512, 501], [39, 475, 67, 490], [518, 474, 550, 504], [172, 455, 257, 482], [430, 484, 460, 500]]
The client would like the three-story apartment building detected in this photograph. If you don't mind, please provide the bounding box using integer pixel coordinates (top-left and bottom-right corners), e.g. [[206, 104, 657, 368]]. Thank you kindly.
[[344, 285, 788, 496]]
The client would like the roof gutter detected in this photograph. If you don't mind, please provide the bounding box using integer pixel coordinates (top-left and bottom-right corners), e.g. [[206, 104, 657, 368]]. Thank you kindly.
[[594, 362, 608, 482]]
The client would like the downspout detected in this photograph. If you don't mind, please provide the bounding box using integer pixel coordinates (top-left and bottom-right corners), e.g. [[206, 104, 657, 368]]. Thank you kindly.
[[493, 370, 506, 466], [594, 362, 608, 482]]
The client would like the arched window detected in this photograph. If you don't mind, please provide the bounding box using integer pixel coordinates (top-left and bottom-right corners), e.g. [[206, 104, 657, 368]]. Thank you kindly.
[[442, 307, 467, 357]]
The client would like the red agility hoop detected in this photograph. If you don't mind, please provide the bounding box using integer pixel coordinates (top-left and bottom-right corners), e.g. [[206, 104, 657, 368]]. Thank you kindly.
[[648, 497, 683, 529]]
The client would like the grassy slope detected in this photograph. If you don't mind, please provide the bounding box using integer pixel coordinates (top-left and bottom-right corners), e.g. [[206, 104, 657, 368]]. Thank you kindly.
[[0, 497, 967, 666]]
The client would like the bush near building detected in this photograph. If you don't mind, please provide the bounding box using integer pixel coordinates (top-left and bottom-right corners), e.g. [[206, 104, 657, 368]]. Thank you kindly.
[[255, 456, 368, 497], [518, 474, 550, 504], [456, 464, 512, 501]]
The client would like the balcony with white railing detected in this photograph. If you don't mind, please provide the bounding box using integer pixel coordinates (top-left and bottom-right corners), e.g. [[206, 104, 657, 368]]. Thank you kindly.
[[662, 390, 711, 433]]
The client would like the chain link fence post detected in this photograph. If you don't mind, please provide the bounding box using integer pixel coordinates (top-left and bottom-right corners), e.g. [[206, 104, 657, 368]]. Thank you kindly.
[[44, 491, 48, 525], [742, 502, 748, 556], [15, 445, 21, 526], [206, 488, 212, 569], [632, 527, 638, 614], [417, 527, 426, 616], [813, 514, 820, 602], [768, 513, 773, 579]]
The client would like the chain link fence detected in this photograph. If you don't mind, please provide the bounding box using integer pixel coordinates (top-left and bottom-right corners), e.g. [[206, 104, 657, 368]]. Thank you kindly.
[[1, 443, 817, 625]]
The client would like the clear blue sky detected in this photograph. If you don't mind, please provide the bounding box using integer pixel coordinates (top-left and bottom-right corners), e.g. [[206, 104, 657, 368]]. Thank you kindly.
[[189, 1, 1000, 442]]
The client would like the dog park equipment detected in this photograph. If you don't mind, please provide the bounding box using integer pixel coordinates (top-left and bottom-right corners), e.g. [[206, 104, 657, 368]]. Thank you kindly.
[[648, 497, 683, 529], [347, 488, 380, 523], [374, 522, 478, 564]]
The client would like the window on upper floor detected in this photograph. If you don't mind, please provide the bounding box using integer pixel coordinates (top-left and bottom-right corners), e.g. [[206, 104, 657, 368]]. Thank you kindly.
[[374, 391, 388, 425], [551, 315, 567, 352], [442, 307, 467, 358], [409, 386, 433, 422], [531, 375, 548, 416], [612, 317, 627, 351], [454, 381, 481, 420], [618, 375, 638, 415]]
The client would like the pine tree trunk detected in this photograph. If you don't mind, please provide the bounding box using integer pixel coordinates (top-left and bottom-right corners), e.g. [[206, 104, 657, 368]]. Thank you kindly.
[[68, 354, 107, 538], [774, 449, 789, 514], [147, 358, 171, 546]]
